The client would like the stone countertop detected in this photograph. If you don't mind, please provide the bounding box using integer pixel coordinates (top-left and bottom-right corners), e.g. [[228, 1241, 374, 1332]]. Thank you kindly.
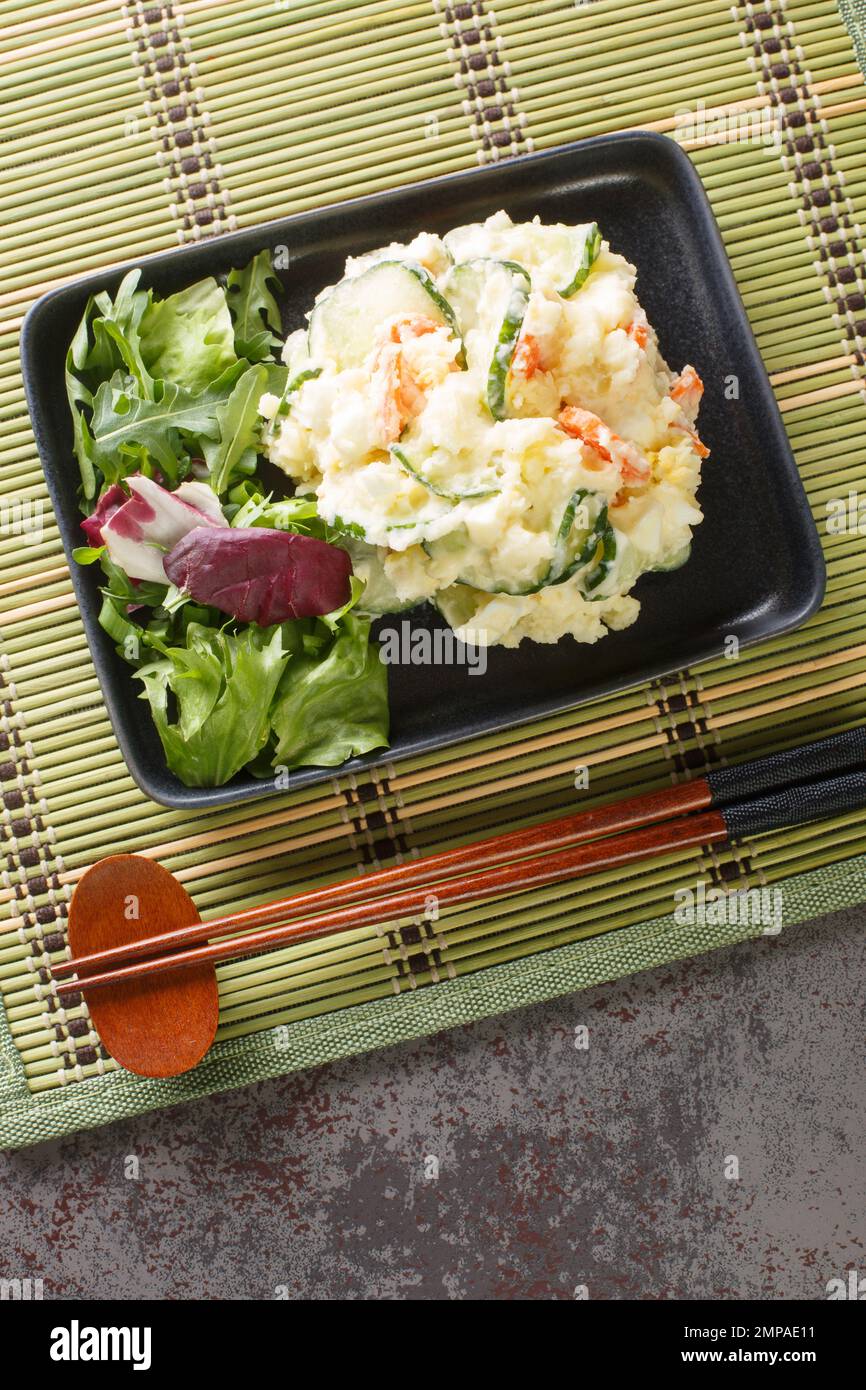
[[1, 907, 864, 1301]]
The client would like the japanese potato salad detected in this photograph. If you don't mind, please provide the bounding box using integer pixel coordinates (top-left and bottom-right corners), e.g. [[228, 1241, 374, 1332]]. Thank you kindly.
[[263, 211, 709, 648], [67, 213, 707, 787]]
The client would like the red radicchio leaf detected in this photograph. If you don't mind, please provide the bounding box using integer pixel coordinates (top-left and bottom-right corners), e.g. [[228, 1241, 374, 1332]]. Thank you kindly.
[[163, 527, 353, 625], [80, 483, 127, 548]]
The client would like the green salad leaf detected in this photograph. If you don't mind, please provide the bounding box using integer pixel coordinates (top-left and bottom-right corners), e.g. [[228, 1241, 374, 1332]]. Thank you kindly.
[[202, 362, 269, 495], [67, 255, 392, 789], [66, 271, 152, 498], [139, 277, 237, 392], [137, 623, 289, 787], [65, 355, 97, 500], [230, 490, 322, 532], [89, 363, 245, 486], [71, 544, 105, 564], [270, 613, 389, 770], [83, 272, 152, 384], [226, 250, 282, 362]]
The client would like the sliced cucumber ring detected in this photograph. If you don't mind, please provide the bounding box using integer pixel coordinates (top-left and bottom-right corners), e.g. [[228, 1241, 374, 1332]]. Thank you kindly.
[[580, 513, 618, 596], [275, 365, 322, 418], [307, 260, 463, 370], [559, 223, 602, 298], [443, 221, 601, 300], [336, 533, 418, 615], [424, 487, 614, 597], [650, 541, 692, 573], [390, 444, 499, 502], [443, 258, 530, 420]]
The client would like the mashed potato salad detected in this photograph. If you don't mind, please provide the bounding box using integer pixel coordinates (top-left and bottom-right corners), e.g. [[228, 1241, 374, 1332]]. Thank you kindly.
[[262, 212, 708, 648]]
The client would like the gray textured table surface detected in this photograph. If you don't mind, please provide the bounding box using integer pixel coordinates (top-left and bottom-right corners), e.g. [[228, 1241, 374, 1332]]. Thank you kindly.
[[2, 907, 864, 1301]]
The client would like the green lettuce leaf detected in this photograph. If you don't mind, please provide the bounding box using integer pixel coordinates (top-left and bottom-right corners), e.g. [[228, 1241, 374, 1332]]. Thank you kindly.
[[269, 613, 389, 770], [136, 623, 289, 786], [66, 258, 278, 499], [139, 277, 237, 391], [226, 250, 282, 361], [89, 273, 154, 395]]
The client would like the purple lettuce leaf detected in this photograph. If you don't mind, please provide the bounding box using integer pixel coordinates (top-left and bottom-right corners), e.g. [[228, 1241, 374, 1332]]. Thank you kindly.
[[80, 483, 127, 547], [85, 475, 227, 583], [163, 526, 353, 625]]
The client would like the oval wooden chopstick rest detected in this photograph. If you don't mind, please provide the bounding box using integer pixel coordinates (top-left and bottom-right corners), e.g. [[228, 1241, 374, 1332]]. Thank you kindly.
[[65, 854, 219, 1078]]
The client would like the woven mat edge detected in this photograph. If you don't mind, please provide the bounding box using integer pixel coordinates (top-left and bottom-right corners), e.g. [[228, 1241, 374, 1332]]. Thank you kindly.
[[837, 0, 866, 74], [3, 847, 865, 1150]]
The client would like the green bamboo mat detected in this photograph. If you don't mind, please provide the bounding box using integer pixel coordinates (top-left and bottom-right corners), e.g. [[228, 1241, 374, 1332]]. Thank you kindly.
[[2, 0, 866, 1148]]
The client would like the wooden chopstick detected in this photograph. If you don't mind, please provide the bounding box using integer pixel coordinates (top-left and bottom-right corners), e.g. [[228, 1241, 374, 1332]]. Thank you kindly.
[[53, 778, 712, 983], [55, 809, 730, 997], [53, 727, 866, 1000]]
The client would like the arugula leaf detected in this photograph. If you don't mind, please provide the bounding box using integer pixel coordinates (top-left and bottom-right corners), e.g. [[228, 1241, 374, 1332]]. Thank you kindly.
[[229, 488, 354, 550], [89, 363, 245, 486], [90, 273, 154, 395], [66, 336, 97, 499], [270, 613, 389, 770], [136, 623, 289, 786], [66, 271, 151, 498], [139, 277, 237, 392], [226, 250, 282, 361], [201, 362, 269, 495]]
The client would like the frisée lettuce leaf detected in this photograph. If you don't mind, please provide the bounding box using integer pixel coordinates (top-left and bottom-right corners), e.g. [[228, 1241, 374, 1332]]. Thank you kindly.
[[137, 623, 289, 787], [269, 613, 389, 771], [133, 606, 389, 786]]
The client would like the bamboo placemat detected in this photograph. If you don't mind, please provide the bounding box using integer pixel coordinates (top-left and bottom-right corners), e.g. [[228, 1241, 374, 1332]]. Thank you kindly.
[[2, 0, 866, 1148]]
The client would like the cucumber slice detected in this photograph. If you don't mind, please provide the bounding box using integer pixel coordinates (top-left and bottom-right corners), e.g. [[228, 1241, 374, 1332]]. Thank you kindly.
[[275, 365, 322, 417], [651, 541, 691, 573], [548, 489, 603, 583], [444, 222, 601, 299], [558, 223, 602, 298], [425, 487, 611, 597], [337, 533, 417, 615], [580, 513, 618, 596], [390, 445, 499, 502], [443, 258, 530, 420], [434, 584, 485, 633], [307, 260, 463, 370]]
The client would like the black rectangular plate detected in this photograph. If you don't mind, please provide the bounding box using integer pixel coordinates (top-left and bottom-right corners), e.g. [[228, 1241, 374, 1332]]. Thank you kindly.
[[21, 133, 825, 810]]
